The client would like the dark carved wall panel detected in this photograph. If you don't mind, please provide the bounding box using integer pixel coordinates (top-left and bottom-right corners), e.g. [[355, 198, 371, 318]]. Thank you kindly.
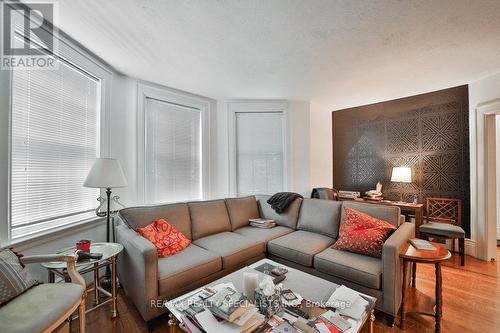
[[332, 86, 470, 236]]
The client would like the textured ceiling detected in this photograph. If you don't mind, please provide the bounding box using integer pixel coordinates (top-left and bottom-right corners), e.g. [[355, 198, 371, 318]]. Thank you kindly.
[[53, 0, 500, 110]]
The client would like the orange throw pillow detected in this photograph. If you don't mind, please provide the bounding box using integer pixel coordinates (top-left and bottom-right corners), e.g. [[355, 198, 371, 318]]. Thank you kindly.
[[332, 207, 396, 257], [136, 219, 191, 257]]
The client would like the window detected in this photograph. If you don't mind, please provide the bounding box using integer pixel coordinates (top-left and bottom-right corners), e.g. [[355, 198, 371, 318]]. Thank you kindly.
[[144, 98, 202, 204], [230, 103, 287, 196], [10, 55, 101, 239]]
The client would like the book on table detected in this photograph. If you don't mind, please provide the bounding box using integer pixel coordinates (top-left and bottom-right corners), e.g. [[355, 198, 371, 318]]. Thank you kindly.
[[409, 238, 436, 250], [179, 283, 265, 332], [204, 286, 248, 322]]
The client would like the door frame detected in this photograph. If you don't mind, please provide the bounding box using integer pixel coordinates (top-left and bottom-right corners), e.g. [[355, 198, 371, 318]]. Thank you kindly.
[[473, 99, 500, 260]]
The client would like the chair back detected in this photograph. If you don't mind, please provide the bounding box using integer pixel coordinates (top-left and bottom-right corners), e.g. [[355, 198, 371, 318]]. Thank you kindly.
[[310, 187, 339, 201], [426, 198, 461, 226]]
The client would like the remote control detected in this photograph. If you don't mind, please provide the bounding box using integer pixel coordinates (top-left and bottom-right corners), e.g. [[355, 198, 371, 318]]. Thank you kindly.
[[75, 250, 103, 261]]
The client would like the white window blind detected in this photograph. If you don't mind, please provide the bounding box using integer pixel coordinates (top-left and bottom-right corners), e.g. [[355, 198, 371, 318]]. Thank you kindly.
[[145, 98, 202, 204], [10, 56, 101, 239], [236, 112, 284, 196]]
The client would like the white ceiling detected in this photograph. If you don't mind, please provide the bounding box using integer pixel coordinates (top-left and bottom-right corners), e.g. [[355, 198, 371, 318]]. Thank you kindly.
[[54, 0, 500, 110]]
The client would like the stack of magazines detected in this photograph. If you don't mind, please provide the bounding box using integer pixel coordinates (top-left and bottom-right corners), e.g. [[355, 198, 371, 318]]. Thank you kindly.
[[174, 283, 265, 333], [249, 218, 276, 229]]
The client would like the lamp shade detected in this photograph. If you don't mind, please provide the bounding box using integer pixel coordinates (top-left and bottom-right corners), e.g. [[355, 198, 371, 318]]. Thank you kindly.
[[391, 167, 412, 183], [83, 158, 128, 188]]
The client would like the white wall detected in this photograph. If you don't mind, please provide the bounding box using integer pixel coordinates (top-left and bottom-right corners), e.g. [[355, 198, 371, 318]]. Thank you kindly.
[[497, 114, 500, 240], [309, 102, 333, 188], [289, 101, 311, 196], [109, 75, 139, 207]]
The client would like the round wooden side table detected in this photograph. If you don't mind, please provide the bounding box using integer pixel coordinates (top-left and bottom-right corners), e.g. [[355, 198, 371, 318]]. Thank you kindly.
[[399, 241, 451, 333]]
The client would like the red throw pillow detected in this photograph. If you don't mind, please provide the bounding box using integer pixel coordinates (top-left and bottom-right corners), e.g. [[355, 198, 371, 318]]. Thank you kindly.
[[332, 207, 396, 257], [136, 219, 191, 257]]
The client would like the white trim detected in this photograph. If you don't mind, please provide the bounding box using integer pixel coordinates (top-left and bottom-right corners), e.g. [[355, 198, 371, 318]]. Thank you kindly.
[[7, 216, 104, 251], [443, 239, 476, 257], [227, 100, 290, 197], [465, 239, 477, 258], [472, 98, 500, 260], [136, 81, 214, 204]]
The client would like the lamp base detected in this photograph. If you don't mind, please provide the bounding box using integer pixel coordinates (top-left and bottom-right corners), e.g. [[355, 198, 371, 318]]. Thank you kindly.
[[101, 266, 112, 292]]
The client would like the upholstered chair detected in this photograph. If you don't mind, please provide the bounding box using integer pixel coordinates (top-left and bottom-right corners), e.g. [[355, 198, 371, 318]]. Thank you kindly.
[[0, 254, 87, 333]]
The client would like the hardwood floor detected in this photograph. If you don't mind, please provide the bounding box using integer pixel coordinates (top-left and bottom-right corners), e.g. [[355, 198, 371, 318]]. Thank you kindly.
[[75, 248, 500, 333]]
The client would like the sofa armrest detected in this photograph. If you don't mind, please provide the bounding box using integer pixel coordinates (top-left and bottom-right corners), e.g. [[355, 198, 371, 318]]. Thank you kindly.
[[115, 223, 159, 321], [382, 222, 415, 316]]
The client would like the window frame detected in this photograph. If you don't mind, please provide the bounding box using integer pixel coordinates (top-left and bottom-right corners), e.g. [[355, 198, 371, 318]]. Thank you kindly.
[[137, 82, 213, 205], [227, 100, 290, 197], [2, 30, 112, 246]]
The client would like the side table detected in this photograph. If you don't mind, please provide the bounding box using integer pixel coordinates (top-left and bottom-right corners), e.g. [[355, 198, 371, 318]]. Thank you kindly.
[[42, 242, 123, 319], [399, 241, 451, 333]]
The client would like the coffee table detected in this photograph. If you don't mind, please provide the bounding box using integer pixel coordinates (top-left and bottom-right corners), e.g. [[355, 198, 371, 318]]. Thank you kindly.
[[166, 258, 376, 333]]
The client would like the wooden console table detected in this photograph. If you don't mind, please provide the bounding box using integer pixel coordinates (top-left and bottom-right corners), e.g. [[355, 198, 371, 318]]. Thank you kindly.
[[340, 198, 424, 237]]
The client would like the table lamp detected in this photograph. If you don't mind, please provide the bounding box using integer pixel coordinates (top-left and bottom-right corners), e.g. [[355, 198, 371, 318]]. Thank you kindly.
[[391, 167, 412, 202], [84, 158, 127, 291]]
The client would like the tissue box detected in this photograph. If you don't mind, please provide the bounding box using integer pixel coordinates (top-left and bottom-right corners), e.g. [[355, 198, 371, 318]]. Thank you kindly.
[[254, 288, 283, 318]]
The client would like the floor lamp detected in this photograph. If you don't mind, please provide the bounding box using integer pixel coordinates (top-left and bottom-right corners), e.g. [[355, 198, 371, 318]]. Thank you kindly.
[[84, 158, 128, 291]]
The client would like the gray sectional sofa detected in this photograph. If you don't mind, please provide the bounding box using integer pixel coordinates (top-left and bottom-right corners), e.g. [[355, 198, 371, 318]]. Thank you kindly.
[[116, 195, 414, 324]]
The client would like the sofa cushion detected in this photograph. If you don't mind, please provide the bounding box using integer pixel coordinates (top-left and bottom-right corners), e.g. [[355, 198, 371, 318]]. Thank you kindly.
[[0, 283, 83, 333], [297, 199, 342, 238], [255, 194, 303, 229], [188, 200, 232, 239], [333, 207, 396, 257], [193, 232, 264, 269], [314, 248, 382, 289], [158, 244, 221, 295], [225, 196, 260, 231], [0, 249, 38, 305], [341, 201, 400, 227], [234, 226, 295, 247], [267, 231, 335, 267], [119, 203, 192, 239], [136, 219, 191, 257]]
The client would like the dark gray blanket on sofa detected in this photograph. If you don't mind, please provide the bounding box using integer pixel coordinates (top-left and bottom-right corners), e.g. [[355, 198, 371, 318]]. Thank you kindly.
[[267, 192, 303, 213]]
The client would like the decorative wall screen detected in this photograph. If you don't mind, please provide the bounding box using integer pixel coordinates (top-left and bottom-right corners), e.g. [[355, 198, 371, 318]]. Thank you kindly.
[[332, 86, 470, 236]]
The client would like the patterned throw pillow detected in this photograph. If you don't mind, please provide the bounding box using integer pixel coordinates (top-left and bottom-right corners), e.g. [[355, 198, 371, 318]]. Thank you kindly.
[[0, 249, 38, 305], [136, 219, 191, 257], [332, 207, 397, 257]]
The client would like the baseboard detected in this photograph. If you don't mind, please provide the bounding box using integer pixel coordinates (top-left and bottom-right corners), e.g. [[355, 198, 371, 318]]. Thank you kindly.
[[441, 239, 477, 257], [465, 239, 477, 257]]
